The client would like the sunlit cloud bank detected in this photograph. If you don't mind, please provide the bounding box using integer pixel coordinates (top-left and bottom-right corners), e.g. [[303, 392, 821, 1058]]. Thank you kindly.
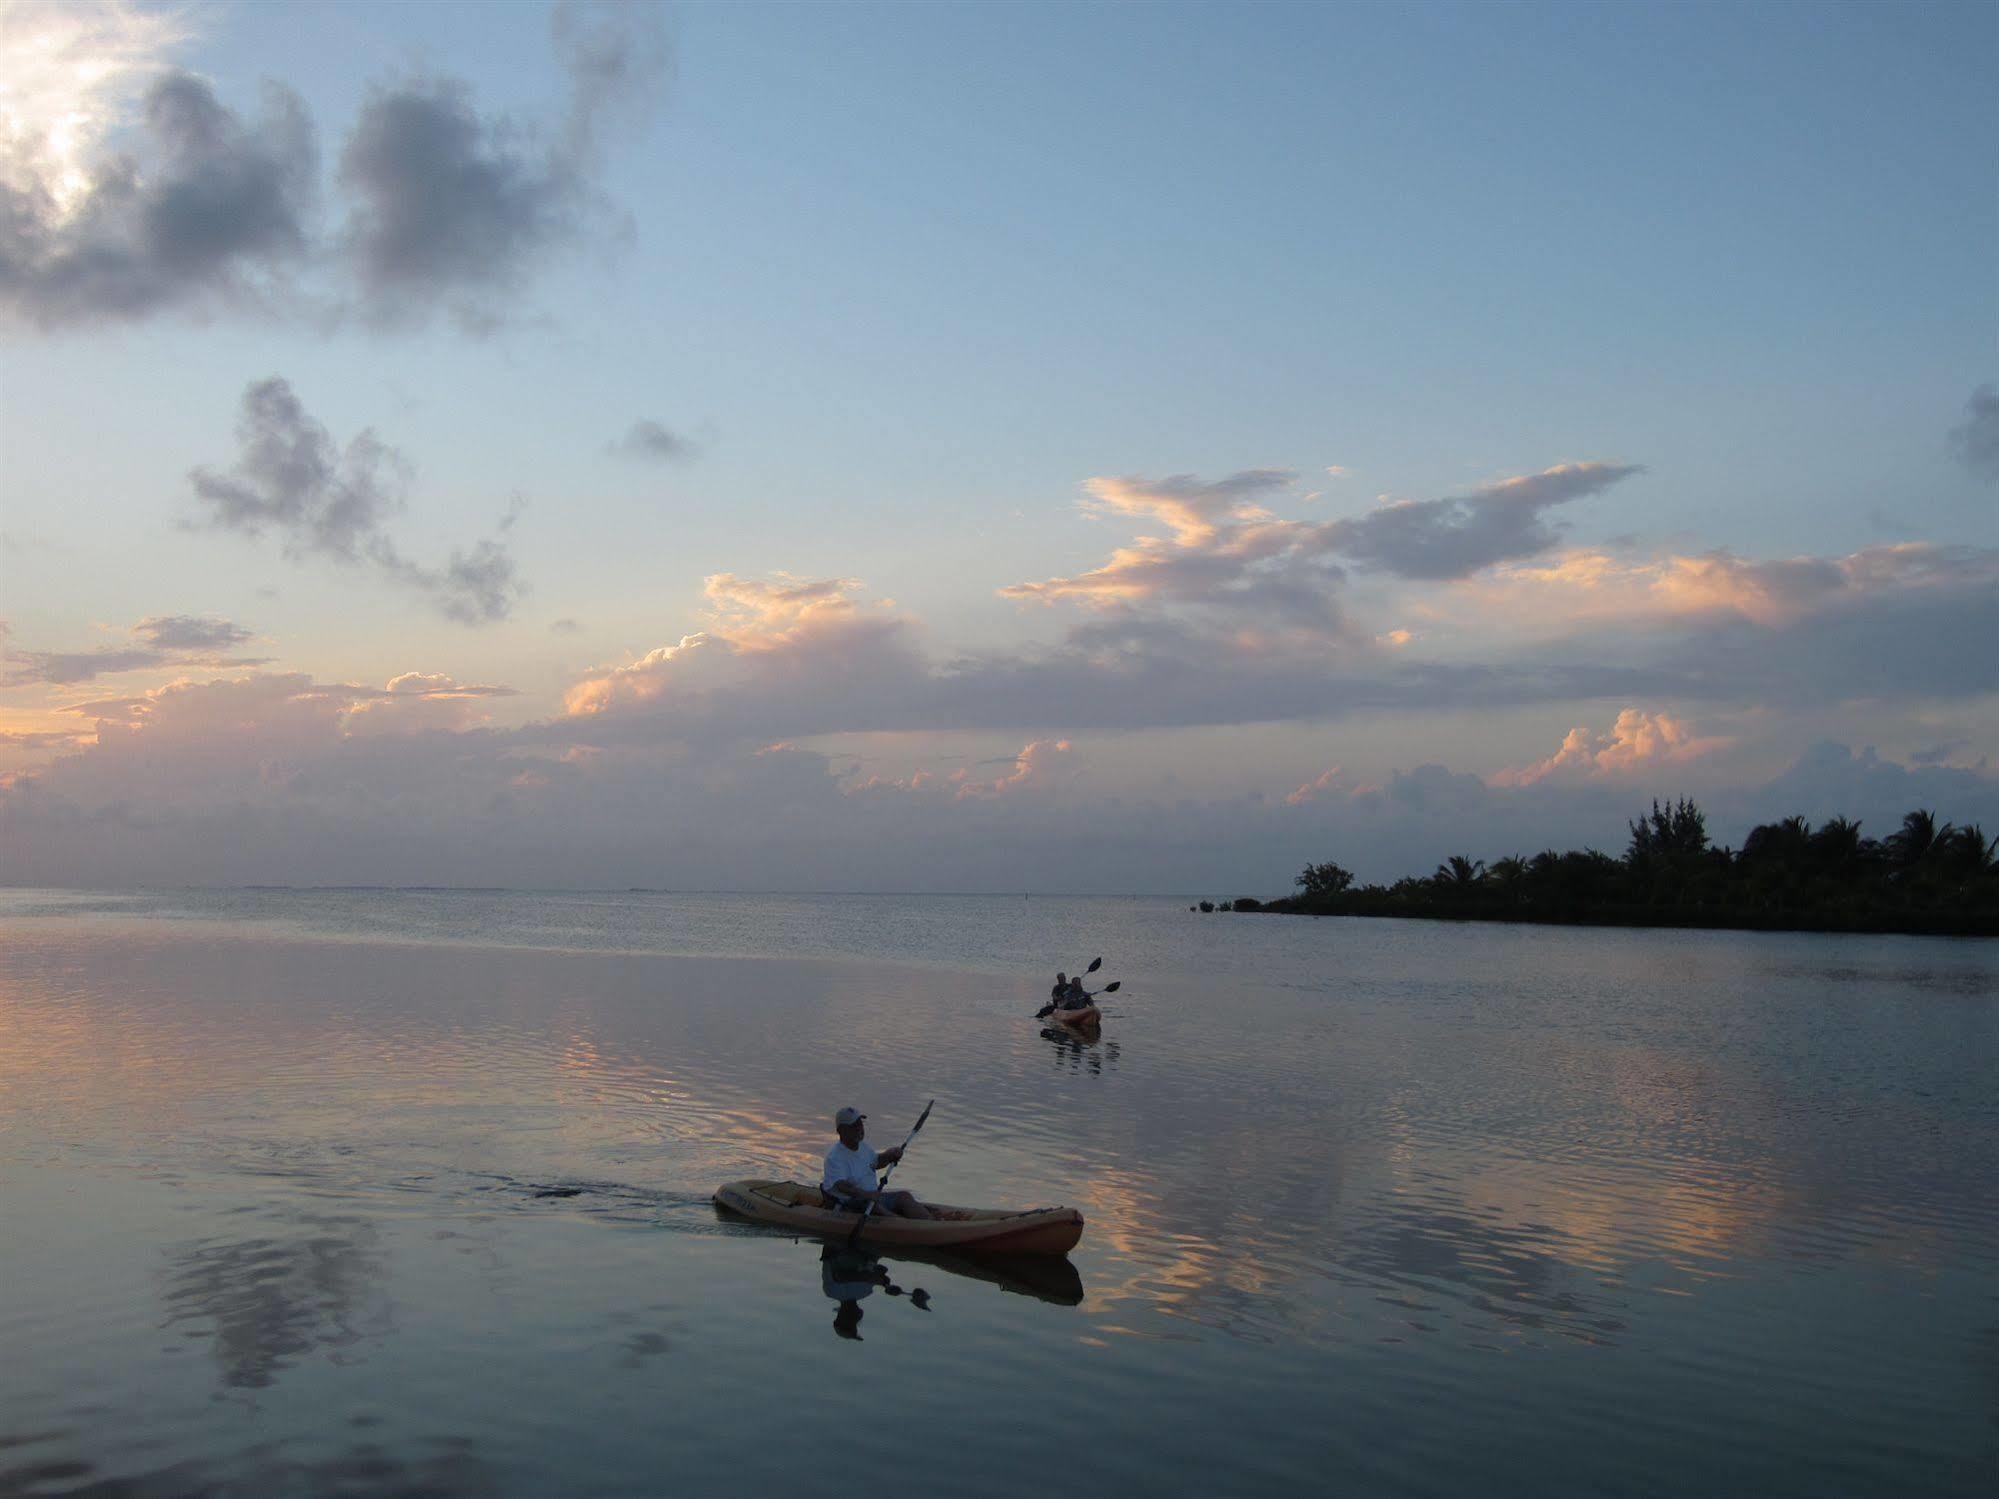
[[4, 445, 1995, 887], [4, 660, 1993, 891], [0, 0, 668, 332]]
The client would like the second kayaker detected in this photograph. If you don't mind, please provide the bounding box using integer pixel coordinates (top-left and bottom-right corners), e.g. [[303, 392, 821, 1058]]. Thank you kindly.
[[822, 1106, 937, 1220]]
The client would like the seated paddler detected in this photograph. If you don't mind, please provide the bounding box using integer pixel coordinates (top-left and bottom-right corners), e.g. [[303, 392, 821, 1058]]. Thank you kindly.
[[823, 1106, 936, 1220]]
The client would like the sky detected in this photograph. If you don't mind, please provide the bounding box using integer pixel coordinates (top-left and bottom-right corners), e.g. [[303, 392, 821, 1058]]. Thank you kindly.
[[2, 0, 1996, 892]]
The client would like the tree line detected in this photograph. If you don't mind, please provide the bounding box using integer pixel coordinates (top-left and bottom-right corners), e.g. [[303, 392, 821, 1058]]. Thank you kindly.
[[1237, 803, 1999, 936]]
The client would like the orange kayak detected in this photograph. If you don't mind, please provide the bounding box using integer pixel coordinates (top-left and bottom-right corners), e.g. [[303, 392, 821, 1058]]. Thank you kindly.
[[1044, 1004, 1100, 1030], [713, 1179, 1085, 1256]]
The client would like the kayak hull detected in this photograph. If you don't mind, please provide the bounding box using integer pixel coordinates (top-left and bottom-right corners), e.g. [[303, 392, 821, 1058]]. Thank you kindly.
[[1045, 1004, 1100, 1030], [714, 1179, 1085, 1256]]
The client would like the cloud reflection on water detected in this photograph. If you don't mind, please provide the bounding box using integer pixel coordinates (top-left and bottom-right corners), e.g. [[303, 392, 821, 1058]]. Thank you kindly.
[[159, 1213, 391, 1391]]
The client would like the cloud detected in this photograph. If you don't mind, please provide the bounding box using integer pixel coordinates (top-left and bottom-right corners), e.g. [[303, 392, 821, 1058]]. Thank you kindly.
[[1320, 463, 1645, 580], [344, 672, 518, 737], [954, 738, 1076, 800], [6, 656, 1996, 894], [0, 728, 89, 751], [1491, 709, 1731, 788], [5, 647, 167, 686], [1478, 541, 1999, 630], [132, 614, 255, 651], [1470, 542, 1999, 707], [338, 2, 669, 332], [1001, 462, 1642, 639], [2, 0, 666, 333], [607, 418, 692, 462], [1950, 385, 1999, 482], [561, 573, 925, 729], [0, 58, 315, 331], [187, 378, 525, 623], [3, 612, 267, 685], [1286, 766, 1343, 806], [1001, 469, 1353, 635]]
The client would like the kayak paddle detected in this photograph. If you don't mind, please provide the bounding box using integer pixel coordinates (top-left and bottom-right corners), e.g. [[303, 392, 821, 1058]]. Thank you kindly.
[[847, 1098, 934, 1246]]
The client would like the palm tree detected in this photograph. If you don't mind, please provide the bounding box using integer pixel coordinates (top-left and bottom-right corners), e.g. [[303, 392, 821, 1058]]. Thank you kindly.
[[1433, 855, 1486, 889], [1809, 816, 1864, 869], [1886, 809, 1951, 869], [1934, 823, 1997, 879]]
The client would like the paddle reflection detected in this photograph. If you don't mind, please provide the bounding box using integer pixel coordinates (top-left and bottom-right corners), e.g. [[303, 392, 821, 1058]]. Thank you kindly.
[[814, 1240, 1085, 1340]]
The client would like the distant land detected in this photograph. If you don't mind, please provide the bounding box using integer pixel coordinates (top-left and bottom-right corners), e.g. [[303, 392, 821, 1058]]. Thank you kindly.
[[1210, 803, 1999, 938]]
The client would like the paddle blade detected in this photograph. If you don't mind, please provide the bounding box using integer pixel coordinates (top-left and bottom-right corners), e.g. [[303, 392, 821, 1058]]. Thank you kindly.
[[1035, 1003, 1055, 1019], [1087, 957, 1103, 973], [1101, 981, 1120, 993]]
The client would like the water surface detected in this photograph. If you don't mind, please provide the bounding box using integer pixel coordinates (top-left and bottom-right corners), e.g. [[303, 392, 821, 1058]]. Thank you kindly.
[[2, 891, 1995, 1495]]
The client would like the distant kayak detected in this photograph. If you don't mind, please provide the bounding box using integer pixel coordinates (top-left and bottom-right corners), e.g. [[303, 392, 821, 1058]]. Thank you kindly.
[[714, 1179, 1085, 1256], [1044, 1004, 1100, 1030]]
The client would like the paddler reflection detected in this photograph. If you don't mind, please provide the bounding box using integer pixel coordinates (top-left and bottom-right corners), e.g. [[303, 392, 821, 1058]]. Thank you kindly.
[[1039, 1024, 1119, 1074], [821, 1244, 929, 1340], [814, 1240, 1085, 1339]]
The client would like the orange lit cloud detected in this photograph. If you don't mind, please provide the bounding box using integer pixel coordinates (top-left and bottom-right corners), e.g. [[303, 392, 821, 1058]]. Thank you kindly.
[[1492, 709, 1731, 788], [1286, 765, 1343, 805], [1476, 542, 1996, 631], [954, 738, 1077, 800]]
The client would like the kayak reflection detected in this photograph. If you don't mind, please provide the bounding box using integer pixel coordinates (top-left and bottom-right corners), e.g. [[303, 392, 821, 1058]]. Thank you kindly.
[[816, 1240, 1085, 1339], [1040, 1024, 1119, 1073]]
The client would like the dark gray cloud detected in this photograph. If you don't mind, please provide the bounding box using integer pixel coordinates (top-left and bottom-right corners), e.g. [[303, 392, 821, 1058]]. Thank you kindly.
[[0, 72, 317, 330], [608, 419, 692, 461], [1950, 385, 1999, 482], [4, 612, 268, 686], [1322, 463, 1645, 580], [6, 4, 665, 335], [338, 2, 669, 331], [188, 378, 525, 623], [551, 0, 675, 157], [133, 614, 256, 652], [189, 377, 410, 559], [7, 647, 173, 686]]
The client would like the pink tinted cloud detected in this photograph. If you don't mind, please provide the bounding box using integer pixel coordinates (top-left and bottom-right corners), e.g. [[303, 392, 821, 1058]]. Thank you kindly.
[[955, 738, 1077, 800], [1286, 765, 1343, 805], [1478, 542, 1999, 631], [562, 573, 914, 721], [1492, 709, 1731, 788], [999, 461, 1640, 635]]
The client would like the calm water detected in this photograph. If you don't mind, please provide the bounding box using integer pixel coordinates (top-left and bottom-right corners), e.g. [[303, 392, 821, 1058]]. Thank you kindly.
[[2, 890, 1995, 1497]]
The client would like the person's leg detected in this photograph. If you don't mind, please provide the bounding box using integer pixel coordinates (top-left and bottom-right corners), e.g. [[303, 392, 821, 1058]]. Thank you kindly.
[[884, 1189, 935, 1220]]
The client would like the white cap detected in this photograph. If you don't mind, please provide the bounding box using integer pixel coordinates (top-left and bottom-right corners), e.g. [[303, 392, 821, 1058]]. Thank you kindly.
[[834, 1106, 865, 1128]]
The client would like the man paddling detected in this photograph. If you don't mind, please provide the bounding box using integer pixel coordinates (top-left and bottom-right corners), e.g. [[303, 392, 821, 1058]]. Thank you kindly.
[[823, 1106, 937, 1220]]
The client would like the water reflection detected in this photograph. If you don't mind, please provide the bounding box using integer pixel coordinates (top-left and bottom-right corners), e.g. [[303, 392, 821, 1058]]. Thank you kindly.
[[1039, 1024, 1120, 1073], [814, 1239, 1085, 1340], [5, 912, 1996, 1495], [159, 1213, 390, 1391], [820, 1245, 929, 1341]]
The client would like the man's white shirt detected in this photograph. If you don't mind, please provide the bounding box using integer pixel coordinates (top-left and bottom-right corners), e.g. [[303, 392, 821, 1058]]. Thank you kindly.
[[822, 1140, 880, 1199]]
